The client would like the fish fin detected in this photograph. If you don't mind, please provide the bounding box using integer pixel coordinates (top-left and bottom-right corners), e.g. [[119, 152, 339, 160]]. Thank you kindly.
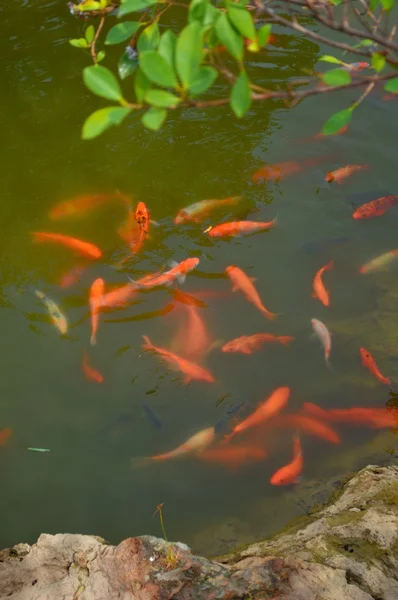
[[35, 290, 45, 300], [325, 260, 334, 271], [250, 277, 257, 283], [311, 292, 317, 298], [326, 358, 333, 371], [203, 226, 212, 233], [166, 260, 179, 270], [232, 285, 239, 292], [142, 335, 153, 350], [90, 335, 96, 346], [183, 376, 192, 385], [177, 274, 186, 285], [280, 336, 294, 346], [150, 219, 160, 227]]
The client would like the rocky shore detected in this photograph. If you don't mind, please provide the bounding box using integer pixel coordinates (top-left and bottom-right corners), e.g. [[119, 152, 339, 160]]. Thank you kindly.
[[1, 464, 397, 599]]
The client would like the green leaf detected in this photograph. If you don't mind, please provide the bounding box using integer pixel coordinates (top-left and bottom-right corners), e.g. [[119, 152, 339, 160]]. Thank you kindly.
[[329, 0, 343, 5], [258, 24, 271, 47], [227, 4, 256, 41], [358, 39, 374, 47], [105, 21, 141, 45], [215, 14, 243, 61], [85, 25, 95, 44], [82, 107, 131, 140], [322, 68, 351, 86], [142, 107, 167, 131], [137, 22, 160, 53], [319, 55, 344, 65], [83, 65, 125, 103], [380, 0, 393, 10], [134, 67, 152, 102], [230, 71, 251, 118], [176, 22, 203, 90], [118, 0, 157, 17], [371, 52, 386, 73], [118, 49, 138, 79], [322, 108, 352, 136], [158, 30, 177, 69], [188, 0, 208, 24], [69, 38, 89, 48], [202, 2, 219, 28], [97, 50, 106, 62], [140, 51, 178, 88], [369, 0, 379, 8], [145, 89, 181, 108], [189, 66, 217, 96], [384, 77, 398, 93], [77, 1, 101, 10]]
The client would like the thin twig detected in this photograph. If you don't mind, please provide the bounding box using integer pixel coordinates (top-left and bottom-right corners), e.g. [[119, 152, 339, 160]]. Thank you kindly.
[[90, 16, 105, 63]]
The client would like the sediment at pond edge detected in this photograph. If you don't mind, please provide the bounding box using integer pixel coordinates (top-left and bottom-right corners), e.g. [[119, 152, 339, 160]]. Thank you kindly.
[[1, 464, 397, 600]]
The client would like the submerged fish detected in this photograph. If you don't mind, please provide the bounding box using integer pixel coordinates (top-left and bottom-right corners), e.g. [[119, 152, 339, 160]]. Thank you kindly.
[[270, 435, 303, 486], [312, 261, 333, 307], [129, 258, 200, 289], [252, 156, 327, 182], [82, 351, 104, 383], [89, 278, 105, 346], [175, 197, 242, 224], [222, 333, 293, 354], [272, 414, 340, 444], [352, 196, 398, 219], [360, 249, 398, 274], [311, 318, 332, 367], [133, 427, 215, 464], [226, 265, 277, 320], [205, 219, 277, 237], [302, 402, 396, 429], [49, 191, 128, 220], [35, 290, 68, 335], [59, 264, 87, 289], [0, 428, 12, 447], [32, 232, 102, 259], [325, 165, 368, 184], [360, 347, 391, 386], [199, 444, 267, 469], [142, 403, 162, 430], [142, 336, 215, 384]]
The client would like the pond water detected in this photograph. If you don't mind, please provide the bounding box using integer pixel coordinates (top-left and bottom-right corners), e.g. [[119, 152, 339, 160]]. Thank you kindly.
[[1, 0, 397, 555]]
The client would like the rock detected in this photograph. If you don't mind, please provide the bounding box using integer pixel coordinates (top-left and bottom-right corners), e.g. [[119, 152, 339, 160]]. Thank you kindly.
[[0, 465, 397, 599]]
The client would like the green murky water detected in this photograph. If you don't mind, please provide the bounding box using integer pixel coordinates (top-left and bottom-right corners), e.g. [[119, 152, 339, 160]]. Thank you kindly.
[[1, 1, 397, 555]]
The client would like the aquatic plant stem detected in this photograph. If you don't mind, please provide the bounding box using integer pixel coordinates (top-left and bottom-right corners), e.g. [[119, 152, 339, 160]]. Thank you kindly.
[[90, 16, 105, 64]]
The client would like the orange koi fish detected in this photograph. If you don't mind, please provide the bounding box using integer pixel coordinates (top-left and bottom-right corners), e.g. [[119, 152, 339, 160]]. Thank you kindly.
[[171, 289, 208, 308], [102, 272, 161, 309], [226, 265, 277, 320], [252, 156, 327, 182], [183, 305, 212, 361], [311, 318, 332, 367], [49, 191, 128, 220], [270, 435, 303, 486], [136, 427, 215, 463], [199, 444, 267, 469], [273, 413, 340, 444], [360, 249, 398, 274], [142, 336, 215, 384], [227, 387, 290, 441], [325, 164, 368, 184], [301, 402, 396, 429], [82, 351, 104, 383], [222, 333, 294, 354], [59, 264, 87, 289], [312, 261, 333, 307], [360, 347, 391, 386], [205, 218, 277, 237], [89, 278, 105, 346], [0, 428, 12, 447], [352, 196, 398, 219], [32, 232, 102, 259], [175, 197, 242, 224], [130, 258, 200, 289], [134, 202, 151, 235]]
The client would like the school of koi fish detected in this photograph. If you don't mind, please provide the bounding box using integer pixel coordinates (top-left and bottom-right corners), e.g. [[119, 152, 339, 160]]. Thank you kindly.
[[5, 155, 397, 488]]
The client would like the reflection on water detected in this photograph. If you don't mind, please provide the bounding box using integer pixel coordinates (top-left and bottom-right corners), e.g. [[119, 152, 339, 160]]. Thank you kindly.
[[0, 1, 396, 554]]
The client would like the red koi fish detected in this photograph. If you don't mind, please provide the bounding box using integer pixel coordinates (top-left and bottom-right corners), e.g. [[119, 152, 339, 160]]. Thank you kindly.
[[222, 333, 294, 354], [302, 402, 396, 429], [59, 264, 87, 289], [226, 265, 277, 320], [49, 191, 128, 220], [360, 347, 391, 386], [270, 435, 303, 485], [130, 258, 200, 289], [134, 427, 215, 464], [325, 164, 368, 184], [32, 232, 102, 259], [273, 414, 340, 444], [312, 261, 333, 307], [352, 196, 398, 219], [142, 336, 215, 384], [199, 444, 267, 469], [205, 218, 277, 237], [82, 351, 104, 383], [89, 278, 105, 346], [134, 202, 151, 235], [0, 428, 12, 447], [252, 156, 327, 182], [226, 387, 290, 441]]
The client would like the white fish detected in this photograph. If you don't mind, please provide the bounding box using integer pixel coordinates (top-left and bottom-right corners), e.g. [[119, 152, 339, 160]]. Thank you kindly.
[[311, 318, 331, 367], [35, 290, 68, 335]]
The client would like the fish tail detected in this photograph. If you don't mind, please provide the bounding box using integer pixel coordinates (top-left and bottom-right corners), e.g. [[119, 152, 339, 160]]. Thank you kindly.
[[324, 260, 334, 271], [142, 335, 153, 351], [90, 335, 96, 347], [130, 457, 152, 469], [262, 307, 278, 321], [326, 357, 333, 372], [35, 290, 45, 300], [228, 196, 242, 205], [280, 336, 294, 346]]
